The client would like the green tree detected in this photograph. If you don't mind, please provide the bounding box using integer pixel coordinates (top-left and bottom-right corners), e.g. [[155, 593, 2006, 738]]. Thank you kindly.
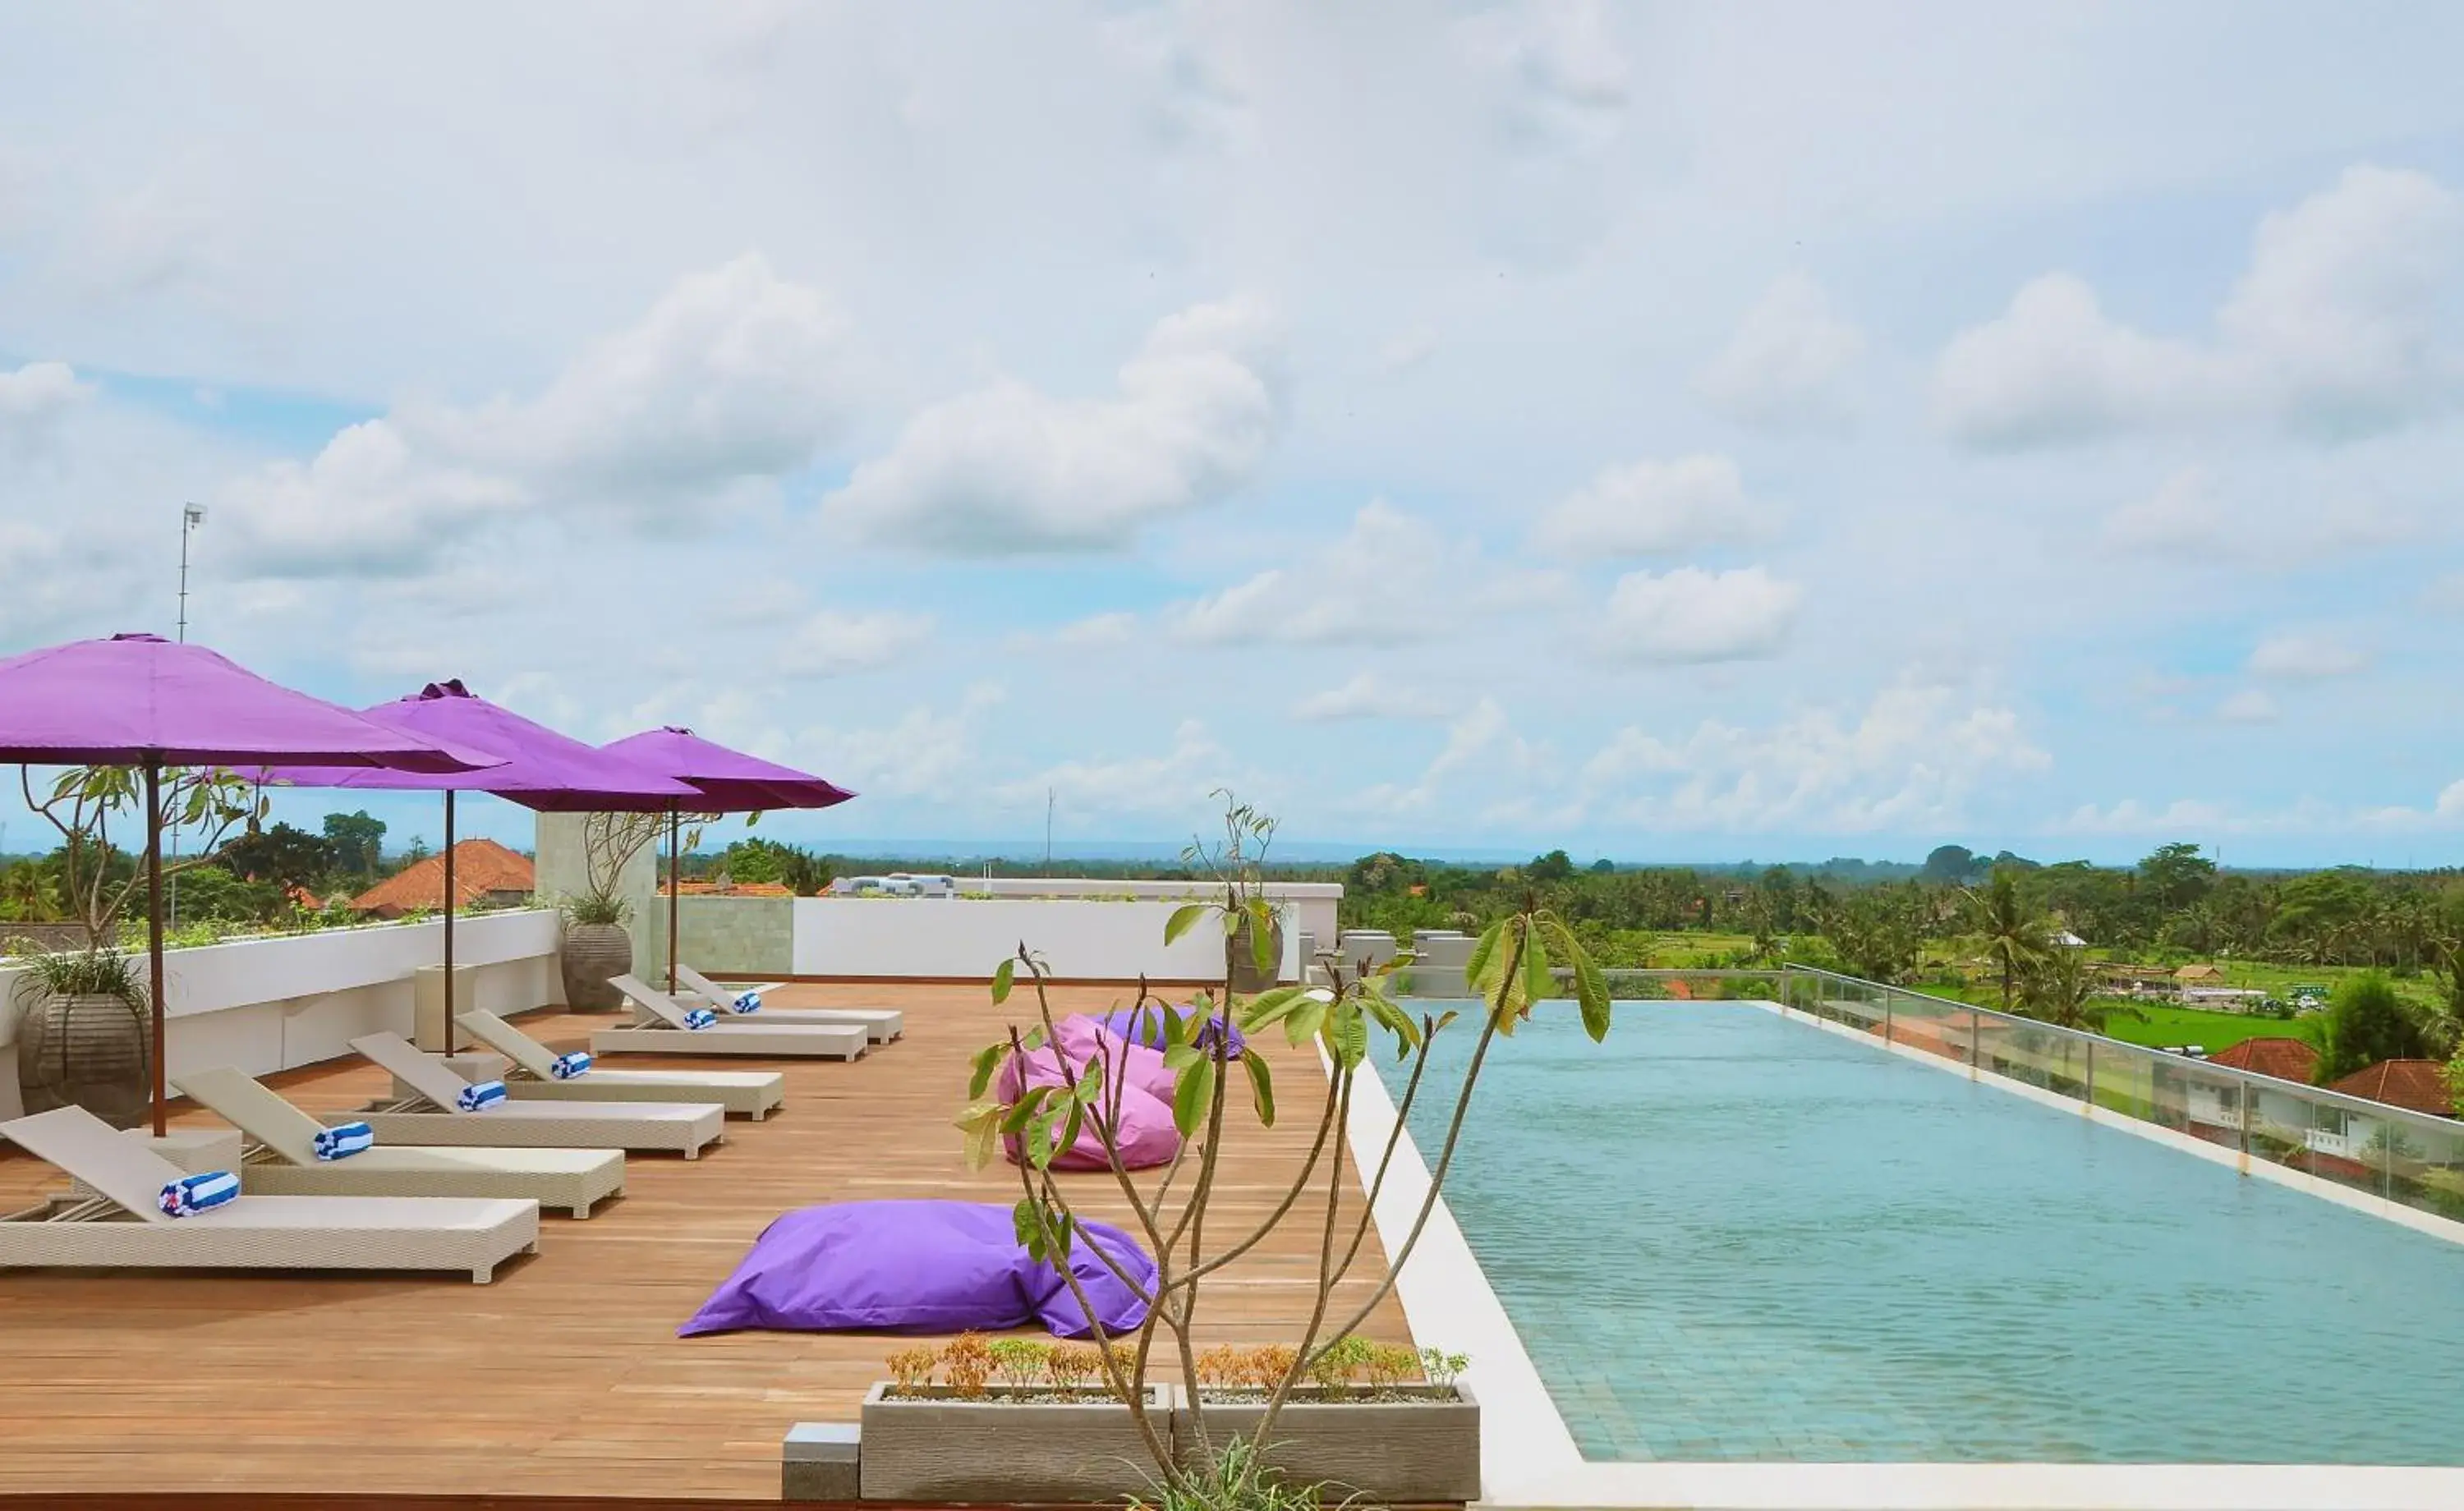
[[2137, 841, 2217, 914], [1967, 870, 2052, 1013], [219, 822, 333, 892], [2017, 944, 2146, 1033], [1527, 848, 1576, 884], [2319, 971, 2428, 1082], [321, 810, 388, 879], [1921, 843, 1978, 884]]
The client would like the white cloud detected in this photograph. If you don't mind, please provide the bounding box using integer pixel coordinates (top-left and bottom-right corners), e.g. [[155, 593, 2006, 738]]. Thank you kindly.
[[1533, 454, 1774, 557], [1172, 500, 1562, 646], [997, 719, 1243, 819], [823, 297, 1281, 555], [1935, 165, 2464, 448], [217, 255, 857, 576], [2423, 572, 2464, 614], [1455, 0, 1630, 149], [1346, 697, 1550, 817], [2248, 631, 2369, 681], [1046, 612, 1142, 650], [1289, 673, 1450, 723], [2217, 689, 2281, 723], [776, 609, 934, 678], [1581, 679, 2049, 832], [0, 361, 92, 456], [789, 685, 1008, 801], [2060, 797, 2235, 835], [1694, 273, 1864, 427], [1375, 326, 1440, 375], [2101, 467, 2231, 555], [1598, 565, 1801, 664]]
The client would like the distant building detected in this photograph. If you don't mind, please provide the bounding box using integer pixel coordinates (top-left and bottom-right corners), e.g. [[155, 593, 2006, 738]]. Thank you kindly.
[[2325, 1060, 2455, 1118], [2206, 1036, 2319, 1084], [2174, 964, 2223, 985], [350, 839, 536, 919]]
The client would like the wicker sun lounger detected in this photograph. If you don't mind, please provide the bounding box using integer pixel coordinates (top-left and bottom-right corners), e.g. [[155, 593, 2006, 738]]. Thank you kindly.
[[347, 1033, 726, 1159], [172, 1066, 627, 1218], [0, 1105, 539, 1284], [454, 1009, 784, 1120], [673, 964, 905, 1043], [595, 977, 868, 1062]]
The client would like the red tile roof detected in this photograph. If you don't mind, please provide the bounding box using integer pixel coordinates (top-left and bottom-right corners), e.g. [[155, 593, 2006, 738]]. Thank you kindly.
[[350, 839, 535, 917], [2326, 1059, 2455, 1118], [2208, 1036, 2319, 1084], [664, 880, 793, 898]]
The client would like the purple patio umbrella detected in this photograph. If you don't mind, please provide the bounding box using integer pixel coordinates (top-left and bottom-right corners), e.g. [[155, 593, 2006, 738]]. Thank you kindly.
[[0, 635, 498, 1133], [600, 727, 855, 993], [264, 681, 701, 1052]]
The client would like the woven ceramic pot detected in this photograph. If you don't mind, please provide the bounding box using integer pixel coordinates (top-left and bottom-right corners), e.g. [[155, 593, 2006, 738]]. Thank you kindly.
[[16, 990, 152, 1130], [560, 923, 633, 1012]]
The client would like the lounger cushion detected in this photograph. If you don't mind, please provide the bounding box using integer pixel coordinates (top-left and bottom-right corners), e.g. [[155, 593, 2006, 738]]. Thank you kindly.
[[677, 1200, 1155, 1339], [1093, 1003, 1247, 1059], [996, 1021, 1179, 1171]]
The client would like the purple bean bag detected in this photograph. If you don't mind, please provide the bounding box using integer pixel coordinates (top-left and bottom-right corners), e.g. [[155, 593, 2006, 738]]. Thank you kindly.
[[1097, 1003, 1247, 1059], [678, 1200, 1156, 1339], [998, 1020, 1180, 1171]]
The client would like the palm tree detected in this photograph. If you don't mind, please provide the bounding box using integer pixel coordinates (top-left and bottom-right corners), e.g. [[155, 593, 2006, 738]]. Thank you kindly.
[[1966, 870, 2051, 1013], [2020, 944, 2149, 1034]]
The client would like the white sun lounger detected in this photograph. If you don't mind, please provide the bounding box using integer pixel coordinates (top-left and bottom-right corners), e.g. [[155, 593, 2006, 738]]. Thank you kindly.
[[454, 1009, 784, 1120], [172, 1066, 627, 1218], [594, 976, 867, 1062], [347, 1033, 726, 1159], [0, 1105, 539, 1284], [673, 964, 904, 1043]]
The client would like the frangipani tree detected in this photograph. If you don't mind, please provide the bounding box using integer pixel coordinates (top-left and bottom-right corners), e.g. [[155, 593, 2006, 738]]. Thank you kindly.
[[954, 795, 1611, 1498]]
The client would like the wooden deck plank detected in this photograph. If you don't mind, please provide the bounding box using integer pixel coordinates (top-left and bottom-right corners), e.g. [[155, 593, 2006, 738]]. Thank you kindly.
[[0, 983, 1408, 1499]]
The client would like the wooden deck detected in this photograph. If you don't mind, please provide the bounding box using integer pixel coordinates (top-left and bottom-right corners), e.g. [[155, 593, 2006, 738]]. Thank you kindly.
[[0, 984, 1408, 1500]]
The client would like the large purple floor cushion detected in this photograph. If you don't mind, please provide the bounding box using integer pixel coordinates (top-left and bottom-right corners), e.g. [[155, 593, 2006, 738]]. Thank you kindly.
[[678, 1201, 1156, 1339], [1097, 1003, 1247, 1059]]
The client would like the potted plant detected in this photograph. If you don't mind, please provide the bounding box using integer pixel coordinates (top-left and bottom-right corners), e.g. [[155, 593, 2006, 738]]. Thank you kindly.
[[559, 811, 660, 1011], [909, 793, 1612, 1508], [11, 764, 256, 1128], [858, 1335, 1173, 1503], [1175, 1339, 1480, 1504]]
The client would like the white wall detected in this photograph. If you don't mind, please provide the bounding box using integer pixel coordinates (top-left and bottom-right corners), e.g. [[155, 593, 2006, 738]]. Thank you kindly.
[[0, 909, 562, 1119], [913, 879, 1342, 959], [791, 897, 1303, 982]]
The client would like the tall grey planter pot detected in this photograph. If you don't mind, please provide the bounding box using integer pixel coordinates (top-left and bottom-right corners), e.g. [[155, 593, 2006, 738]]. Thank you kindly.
[[1175, 1381, 1482, 1504], [857, 1381, 1174, 1504]]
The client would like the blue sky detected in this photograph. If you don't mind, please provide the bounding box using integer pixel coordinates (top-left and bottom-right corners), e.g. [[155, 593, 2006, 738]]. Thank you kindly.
[[3, 2, 2464, 867]]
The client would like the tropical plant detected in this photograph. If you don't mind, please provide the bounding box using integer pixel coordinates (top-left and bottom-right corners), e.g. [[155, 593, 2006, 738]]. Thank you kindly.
[[18, 945, 149, 1007], [578, 811, 663, 910], [954, 792, 1611, 1497], [2319, 971, 2428, 1082], [987, 1337, 1050, 1389], [563, 893, 628, 928], [885, 1346, 940, 1393], [2016, 944, 2147, 1034], [19, 764, 262, 951], [1965, 870, 2051, 1013]]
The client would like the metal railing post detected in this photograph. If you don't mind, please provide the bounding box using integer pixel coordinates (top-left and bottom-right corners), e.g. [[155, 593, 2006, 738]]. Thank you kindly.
[[1882, 988, 1893, 1046], [2084, 1039, 2095, 1112], [1969, 1010, 1981, 1073], [2239, 1078, 2252, 1159]]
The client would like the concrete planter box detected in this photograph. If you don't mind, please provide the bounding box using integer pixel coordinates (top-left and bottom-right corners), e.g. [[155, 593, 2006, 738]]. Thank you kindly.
[[1175, 1382, 1481, 1504], [857, 1380, 1174, 1504]]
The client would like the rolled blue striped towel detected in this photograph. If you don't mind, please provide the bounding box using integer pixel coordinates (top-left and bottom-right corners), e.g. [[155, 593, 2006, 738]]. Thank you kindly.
[[548, 1050, 593, 1080], [729, 990, 762, 1015], [456, 1078, 509, 1112], [158, 1169, 241, 1217], [313, 1121, 375, 1161], [681, 1007, 718, 1031]]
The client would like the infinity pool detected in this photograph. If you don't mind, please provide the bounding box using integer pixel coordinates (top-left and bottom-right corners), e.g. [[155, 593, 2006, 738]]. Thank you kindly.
[[1397, 999, 2464, 1463]]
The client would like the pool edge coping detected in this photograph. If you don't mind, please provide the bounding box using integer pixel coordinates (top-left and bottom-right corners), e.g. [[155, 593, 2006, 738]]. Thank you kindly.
[[1344, 999, 2464, 1510]]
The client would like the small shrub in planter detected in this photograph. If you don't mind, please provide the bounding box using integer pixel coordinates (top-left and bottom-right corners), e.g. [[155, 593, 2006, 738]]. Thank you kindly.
[[860, 1334, 1175, 1504], [927, 793, 1614, 1507]]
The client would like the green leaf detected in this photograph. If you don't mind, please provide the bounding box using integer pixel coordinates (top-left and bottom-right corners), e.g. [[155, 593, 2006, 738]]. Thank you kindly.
[[1239, 985, 1310, 1029], [1466, 919, 1503, 990], [968, 1043, 1004, 1100], [1073, 1060, 1106, 1106], [1542, 917, 1613, 1042], [1241, 1050, 1276, 1126], [1165, 902, 1209, 946], [991, 958, 1016, 1004], [1249, 899, 1277, 970], [1286, 999, 1328, 1048], [1163, 1043, 1206, 1072], [955, 1103, 1003, 1171], [1329, 1003, 1368, 1069], [1522, 920, 1551, 1011], [1173, 1057, 1218, 1137]]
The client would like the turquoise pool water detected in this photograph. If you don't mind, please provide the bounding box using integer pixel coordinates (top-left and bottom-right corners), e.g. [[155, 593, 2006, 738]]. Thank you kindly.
[[1396, 999, 2464, 1464]]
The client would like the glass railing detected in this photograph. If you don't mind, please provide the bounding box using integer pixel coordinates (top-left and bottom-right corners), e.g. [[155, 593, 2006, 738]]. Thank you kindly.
[[1775, 964, 2464, 1229]]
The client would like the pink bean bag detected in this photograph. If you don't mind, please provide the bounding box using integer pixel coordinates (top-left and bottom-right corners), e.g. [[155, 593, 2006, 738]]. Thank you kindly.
[[998, 1017, 1181, 1171]]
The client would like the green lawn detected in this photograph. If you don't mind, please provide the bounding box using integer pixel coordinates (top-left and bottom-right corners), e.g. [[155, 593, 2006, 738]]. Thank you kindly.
[[2095, 1003, 2320, 1056]]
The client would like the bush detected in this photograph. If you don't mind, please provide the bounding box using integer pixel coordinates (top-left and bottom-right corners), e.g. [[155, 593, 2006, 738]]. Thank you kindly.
[[2319, 971, 2428, 1082]]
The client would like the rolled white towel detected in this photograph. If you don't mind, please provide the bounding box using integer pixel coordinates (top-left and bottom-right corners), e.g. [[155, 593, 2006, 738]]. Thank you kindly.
[[313, 1121, 375, 1161], [730, 990, 762, 1015], [159, 1169, 241, 1217], [548, 1051, 593, 1080], [457, 1079, 509, 1112], [681, 1007, 718, 1031]]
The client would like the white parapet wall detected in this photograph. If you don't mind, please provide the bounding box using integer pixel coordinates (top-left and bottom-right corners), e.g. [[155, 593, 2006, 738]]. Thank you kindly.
[[790, 895, 1308, 982], [0, 908, 563, 1120]]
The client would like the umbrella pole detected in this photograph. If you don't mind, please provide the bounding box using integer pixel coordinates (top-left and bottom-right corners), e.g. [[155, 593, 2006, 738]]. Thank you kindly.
[[666, 806, 680, 994], [442, 791, 456, 1056], [144, 758, 167, 1138]]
